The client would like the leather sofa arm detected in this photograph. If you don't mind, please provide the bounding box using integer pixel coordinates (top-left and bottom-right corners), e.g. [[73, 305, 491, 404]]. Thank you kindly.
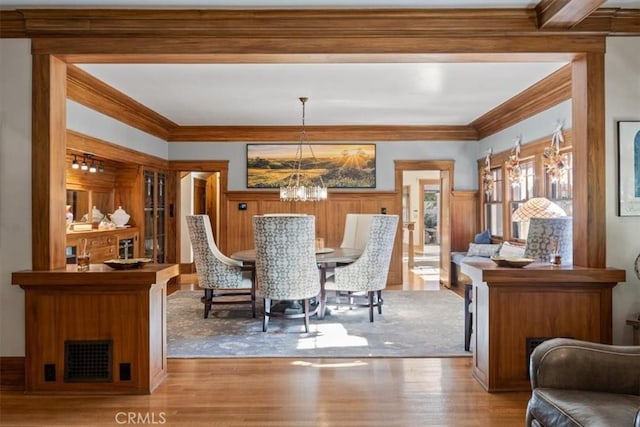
[[529, 338, 640, 395]]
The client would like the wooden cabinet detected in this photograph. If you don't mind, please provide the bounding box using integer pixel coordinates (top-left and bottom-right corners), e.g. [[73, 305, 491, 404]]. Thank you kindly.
[[66, 228, 139, 263], [143, 170, 167, 263], [461, 261, 625, 392], [12, 264, 179, 394]]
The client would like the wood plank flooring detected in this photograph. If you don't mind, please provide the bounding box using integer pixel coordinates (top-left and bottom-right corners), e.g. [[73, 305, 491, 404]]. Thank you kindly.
[[0, 358, 531, 426]]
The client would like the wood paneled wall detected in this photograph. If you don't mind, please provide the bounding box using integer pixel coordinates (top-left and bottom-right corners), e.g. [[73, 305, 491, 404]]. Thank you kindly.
[[450, 191, 479, 252], [223, 191, 402, 285]]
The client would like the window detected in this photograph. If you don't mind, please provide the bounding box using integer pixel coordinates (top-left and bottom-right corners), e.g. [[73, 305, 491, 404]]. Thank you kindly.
[[479, 131, 573, 243], [484, 167, 503, 238], [546, 151, 573, 217], [510, 159, 535, 240]]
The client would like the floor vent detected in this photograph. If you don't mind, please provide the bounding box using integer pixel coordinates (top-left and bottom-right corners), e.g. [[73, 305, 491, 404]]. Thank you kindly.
[[525, 336, 572, 379], [64, 340, 112, 383]]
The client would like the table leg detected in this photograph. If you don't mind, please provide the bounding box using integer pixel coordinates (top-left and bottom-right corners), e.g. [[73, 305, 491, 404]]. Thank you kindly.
[[319, 266, 327, 320]]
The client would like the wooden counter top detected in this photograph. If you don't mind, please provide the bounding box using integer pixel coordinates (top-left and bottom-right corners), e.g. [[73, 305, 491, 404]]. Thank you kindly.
[[66, 226, 139, 238], [462, 261, 626, 284], [12, 263, 179, 287]]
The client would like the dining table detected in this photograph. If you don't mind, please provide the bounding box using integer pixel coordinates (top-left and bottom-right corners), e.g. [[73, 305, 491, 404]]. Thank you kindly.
[[231, 247, 362, 319]]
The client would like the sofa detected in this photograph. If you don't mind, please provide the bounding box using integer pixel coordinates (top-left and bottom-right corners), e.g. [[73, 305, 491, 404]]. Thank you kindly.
[[526, 338, 640, 427]]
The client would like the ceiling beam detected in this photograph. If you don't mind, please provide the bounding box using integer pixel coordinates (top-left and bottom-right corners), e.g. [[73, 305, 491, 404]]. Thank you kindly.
[[2, 7, 639, 41], [536, 0, 607, 29]]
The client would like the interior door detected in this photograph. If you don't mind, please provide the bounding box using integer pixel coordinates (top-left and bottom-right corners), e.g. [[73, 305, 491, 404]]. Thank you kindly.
[[439, 169, 452, 285]]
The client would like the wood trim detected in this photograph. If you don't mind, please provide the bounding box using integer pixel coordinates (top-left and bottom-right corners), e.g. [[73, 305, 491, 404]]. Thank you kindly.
[[66, 130, 169, 170], [572, 53, 606, 268], [32, 55, 67, 270], [169, 125, 478, 142], [3, 8, 638, 39], [0, 357, 25, 391], [478, 130, 573, 167], [67, 64, 176, 140], [0, 11, 26, 38], [471, 64, 572, 139], [536, 0, 607, 29], [30, 35, 607, 56]]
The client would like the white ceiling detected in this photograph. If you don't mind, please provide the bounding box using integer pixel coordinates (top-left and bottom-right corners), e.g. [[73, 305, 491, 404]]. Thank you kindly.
[[6, 0, 639, 128], [77, 62, 567, 126]]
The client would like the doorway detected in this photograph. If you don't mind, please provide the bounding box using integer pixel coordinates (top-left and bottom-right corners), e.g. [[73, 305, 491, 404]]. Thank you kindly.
[[395, 160, 453, 291], [178, 170, 221, 274]]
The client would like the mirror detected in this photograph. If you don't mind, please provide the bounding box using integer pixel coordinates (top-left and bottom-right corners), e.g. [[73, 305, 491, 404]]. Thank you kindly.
[[91, 191, 113, 223], [66, 190, 89, 224], [66, 189, 114, 224]]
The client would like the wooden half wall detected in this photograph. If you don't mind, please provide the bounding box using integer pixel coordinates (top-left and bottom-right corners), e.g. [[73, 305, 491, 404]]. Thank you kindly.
[[223, 190, 403, 285]]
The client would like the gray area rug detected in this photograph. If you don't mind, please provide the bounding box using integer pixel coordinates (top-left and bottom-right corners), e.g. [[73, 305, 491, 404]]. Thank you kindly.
[[167, 290, 470, 358]]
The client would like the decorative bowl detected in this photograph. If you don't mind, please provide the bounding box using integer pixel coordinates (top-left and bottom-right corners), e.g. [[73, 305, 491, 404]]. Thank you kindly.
[[109, 206, 131, 227], [104, 258, 152, 270], [490, 256, 535, 268]]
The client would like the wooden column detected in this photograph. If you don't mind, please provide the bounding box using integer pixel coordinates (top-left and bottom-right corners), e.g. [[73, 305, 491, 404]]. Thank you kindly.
[[405, 222, 415, 268], [571, 51, 606, 268], [32, 54, 67, 270]]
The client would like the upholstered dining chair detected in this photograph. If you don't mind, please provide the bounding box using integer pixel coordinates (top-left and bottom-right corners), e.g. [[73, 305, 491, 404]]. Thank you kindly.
[[340, 213, 377, 250], [325, 214, 399, 322], [253, 214, 320, 332], [186, 215, 256, 319]]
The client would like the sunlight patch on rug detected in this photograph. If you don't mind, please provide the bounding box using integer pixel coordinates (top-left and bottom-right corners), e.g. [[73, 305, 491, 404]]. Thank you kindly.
[[167, 290, 470, 358]]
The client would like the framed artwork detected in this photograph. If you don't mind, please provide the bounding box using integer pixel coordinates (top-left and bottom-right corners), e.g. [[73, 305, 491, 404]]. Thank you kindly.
[[247, 144, 376, 189], [618, 121, 640, 216]]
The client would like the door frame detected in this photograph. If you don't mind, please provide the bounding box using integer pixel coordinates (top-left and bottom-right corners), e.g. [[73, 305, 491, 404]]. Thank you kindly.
[[395, 160, 454, 285]]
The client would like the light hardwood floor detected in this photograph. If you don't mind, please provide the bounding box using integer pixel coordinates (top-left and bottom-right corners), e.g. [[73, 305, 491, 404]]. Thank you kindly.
[[0, 358, 531, 426]]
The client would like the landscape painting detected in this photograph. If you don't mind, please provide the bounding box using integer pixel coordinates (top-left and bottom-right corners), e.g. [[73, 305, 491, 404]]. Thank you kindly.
[[247, 144, 376, 189]]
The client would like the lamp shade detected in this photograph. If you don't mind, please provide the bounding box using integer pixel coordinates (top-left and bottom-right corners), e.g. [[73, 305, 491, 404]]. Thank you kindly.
[[512, 197, 566, 222]]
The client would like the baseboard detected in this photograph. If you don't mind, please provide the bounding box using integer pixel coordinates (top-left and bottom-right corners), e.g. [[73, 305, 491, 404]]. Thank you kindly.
[[0, 357, 25, 391]]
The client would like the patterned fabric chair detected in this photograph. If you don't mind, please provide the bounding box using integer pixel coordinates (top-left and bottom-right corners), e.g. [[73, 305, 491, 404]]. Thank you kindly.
[[325, 215, 398, 322], [524, 217, 572, 264], [186, 215, 255, 319], [253, 215, 320, 332]]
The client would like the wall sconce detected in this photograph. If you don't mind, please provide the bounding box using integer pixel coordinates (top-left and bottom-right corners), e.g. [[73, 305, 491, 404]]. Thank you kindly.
[[506, 136, 522, 187]]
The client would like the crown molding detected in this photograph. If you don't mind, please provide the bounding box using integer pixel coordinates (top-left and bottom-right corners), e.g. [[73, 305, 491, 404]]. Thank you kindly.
[[67, 64, 177, 140], [471, 64, 572, 139]]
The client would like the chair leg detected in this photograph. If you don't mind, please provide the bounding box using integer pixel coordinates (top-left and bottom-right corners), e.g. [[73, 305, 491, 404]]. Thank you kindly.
[[377, 290, 383, 315], [202, 289, 213, 319], [369, 291, 374, 322], [303, 298, 310, 333], [263, 298, 271, 332]]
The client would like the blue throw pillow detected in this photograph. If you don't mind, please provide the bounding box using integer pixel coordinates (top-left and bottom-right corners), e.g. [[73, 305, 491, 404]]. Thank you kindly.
[[474, 229, 492, 244]]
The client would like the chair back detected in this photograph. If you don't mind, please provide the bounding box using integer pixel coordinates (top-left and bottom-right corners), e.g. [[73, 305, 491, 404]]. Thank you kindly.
[[340, 213, 376, 250], [335, 215, 399, 291], [186, 214, 244, 288], [253, 215, 320, 300]]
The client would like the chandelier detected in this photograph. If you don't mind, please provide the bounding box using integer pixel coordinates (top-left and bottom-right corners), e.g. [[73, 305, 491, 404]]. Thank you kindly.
[[279, 97, 328, 202]]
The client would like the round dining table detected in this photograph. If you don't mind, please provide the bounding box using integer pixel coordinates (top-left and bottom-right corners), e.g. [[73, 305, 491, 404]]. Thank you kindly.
[[231, 247, 362, 319]]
